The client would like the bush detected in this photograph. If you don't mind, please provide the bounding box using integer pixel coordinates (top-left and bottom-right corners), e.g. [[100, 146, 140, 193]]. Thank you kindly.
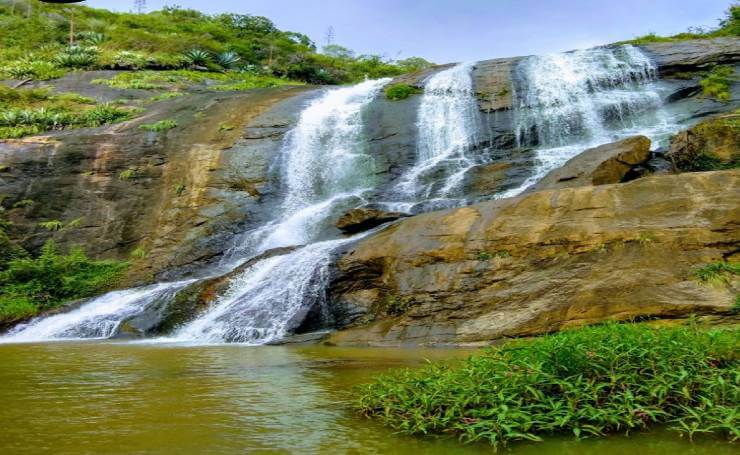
[[700, 66, 736, 102], [384, 83, 422, 100], [0, 240, 128, 324], [139, 119, 177, 132], [357, 323, 740, 449]]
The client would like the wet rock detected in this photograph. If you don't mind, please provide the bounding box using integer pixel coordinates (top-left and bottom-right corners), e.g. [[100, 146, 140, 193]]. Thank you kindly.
[[327, 170, 740, 346], [336, 208, 407, 233], [534, 136, 652, 190]]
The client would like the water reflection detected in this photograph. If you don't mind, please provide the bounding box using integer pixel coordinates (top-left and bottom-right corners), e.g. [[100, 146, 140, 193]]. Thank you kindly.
[[0, 343, 734, 454]]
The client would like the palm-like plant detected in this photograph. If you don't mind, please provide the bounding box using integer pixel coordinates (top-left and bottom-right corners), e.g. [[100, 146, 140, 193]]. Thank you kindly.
[[183, 49, 211, 67], [216, 51, 241, 69]]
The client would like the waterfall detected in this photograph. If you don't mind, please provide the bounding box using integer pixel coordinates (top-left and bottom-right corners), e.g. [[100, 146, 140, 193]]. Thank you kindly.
[[0, 46, 686, 345], [161, 79, 388, 344], [1, 281, 193, 343], [396, 62, 481, 200], [498, 45, 676, 198]]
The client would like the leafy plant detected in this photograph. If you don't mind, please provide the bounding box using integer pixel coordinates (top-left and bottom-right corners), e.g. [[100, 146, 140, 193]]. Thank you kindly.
[[3, 59, 64, 81], [183, 48, 211, 67], [139, 119, 177, 132], [357, 323, 740, 449], [12, 199, 33, 209], [216, 51, 241, 69], [0, 240, 128, 323], [54, 46, 99, 68], [38, 220, 63, 231], [173, 182, 186, 196], [384, 83, 422, 101]]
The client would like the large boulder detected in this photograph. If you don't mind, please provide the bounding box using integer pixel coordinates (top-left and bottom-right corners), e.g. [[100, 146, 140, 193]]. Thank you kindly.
[[666, 113, 740, 171], [327, 170, 739, 346], [534, 136, 652, 191], [336, 208, 407, 233]]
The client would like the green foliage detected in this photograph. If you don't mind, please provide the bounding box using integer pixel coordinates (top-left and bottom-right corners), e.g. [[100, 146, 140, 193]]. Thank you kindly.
[[0, 240, 128, 323], [118, 168, 136, 181], [619, 5, 739, 44], [139, 119, 177, 132], [93, 70, 299, 91], [0, 1, 430, 84], [700, 66, 736, 102], [2, 59, 64, 80], [173, 182, 186, 196], [147, 92, 185, 102], [476, 250, 492, 261], [38, 220, 63, 231], [694, 261, 740, 285], [384, 83, 422, 101], [357, 323, 740, 449], [53, 45, 99, 68], [0, 86, 132, 139]]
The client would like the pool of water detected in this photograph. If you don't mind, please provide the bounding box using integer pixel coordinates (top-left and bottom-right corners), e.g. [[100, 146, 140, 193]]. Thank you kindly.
[[0, 342, 734, 454]]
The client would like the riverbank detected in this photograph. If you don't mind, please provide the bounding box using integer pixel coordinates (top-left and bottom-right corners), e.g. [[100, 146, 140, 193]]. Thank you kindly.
[[356, 323, 739, 450]]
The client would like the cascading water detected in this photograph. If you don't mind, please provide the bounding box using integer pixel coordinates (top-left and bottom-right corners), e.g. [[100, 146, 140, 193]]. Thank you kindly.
[[1, 281, 193, 343], [498, 44, 676, 198], [163, 79, 389, 344], [396, 62, 481, 200]]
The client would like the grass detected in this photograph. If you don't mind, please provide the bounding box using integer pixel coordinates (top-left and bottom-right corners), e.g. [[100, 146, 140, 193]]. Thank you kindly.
[[385, 83, 422, 101], [0, 240, 128, 324], [694, 261, 740, 285], [93, 70, 302, 91], [0, 85, 132, 139], [356, 323, 740, 450], [139, 119, 177, 132], [618, 5, 738, 45]]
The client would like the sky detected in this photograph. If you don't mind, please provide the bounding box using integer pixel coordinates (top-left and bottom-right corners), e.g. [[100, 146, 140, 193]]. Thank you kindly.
[[84, 0, 731, 63]]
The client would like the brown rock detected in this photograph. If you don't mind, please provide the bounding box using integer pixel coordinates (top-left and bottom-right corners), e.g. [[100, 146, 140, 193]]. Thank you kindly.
[[534, 136, 652, 191], [327, 170, 740, 346], [336, 208, 406, 233], [666, 113, 740, 171]]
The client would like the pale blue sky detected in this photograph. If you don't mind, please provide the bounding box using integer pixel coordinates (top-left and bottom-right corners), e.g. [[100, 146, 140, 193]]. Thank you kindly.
[[84, 0, 731, 63]]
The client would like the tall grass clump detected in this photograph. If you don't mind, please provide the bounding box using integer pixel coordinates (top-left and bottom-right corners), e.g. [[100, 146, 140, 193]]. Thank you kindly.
[[356, 323, 739, 450]]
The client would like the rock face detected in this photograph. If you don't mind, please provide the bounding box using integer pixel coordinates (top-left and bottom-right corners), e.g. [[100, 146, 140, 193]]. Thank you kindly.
[[667, 112, 740, 170], [0, 82, 314, 282], [335, 208, 407, 233], [639, 38, 740, 75], [327, 170, 740, 346], [534, 136, 652, 190]]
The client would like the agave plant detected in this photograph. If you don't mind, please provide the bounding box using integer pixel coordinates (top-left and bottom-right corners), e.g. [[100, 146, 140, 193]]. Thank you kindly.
[[183, 49, 211, 67], [54, 46, 99, 68], [77, 31, 106, 46], [216, 51, 241, 69]]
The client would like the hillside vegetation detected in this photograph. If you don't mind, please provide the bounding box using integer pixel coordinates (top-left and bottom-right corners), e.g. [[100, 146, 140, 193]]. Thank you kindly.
[[619, 4, 739, 44], [0, 0, 432, 84]]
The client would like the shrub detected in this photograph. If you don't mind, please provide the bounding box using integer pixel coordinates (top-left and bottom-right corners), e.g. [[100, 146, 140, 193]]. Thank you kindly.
[[118, 169, 136, 181], [700, 66, 736, 102], [384, 83, 422, 101], [139, 119, 177, 132], [82, 104, 130, 127], [0, 240, 128, 323], [357, 323, 740, 449]]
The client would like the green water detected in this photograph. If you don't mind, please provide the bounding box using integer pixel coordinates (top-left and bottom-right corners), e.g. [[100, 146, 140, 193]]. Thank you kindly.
[[0, 342, 734, 454]]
